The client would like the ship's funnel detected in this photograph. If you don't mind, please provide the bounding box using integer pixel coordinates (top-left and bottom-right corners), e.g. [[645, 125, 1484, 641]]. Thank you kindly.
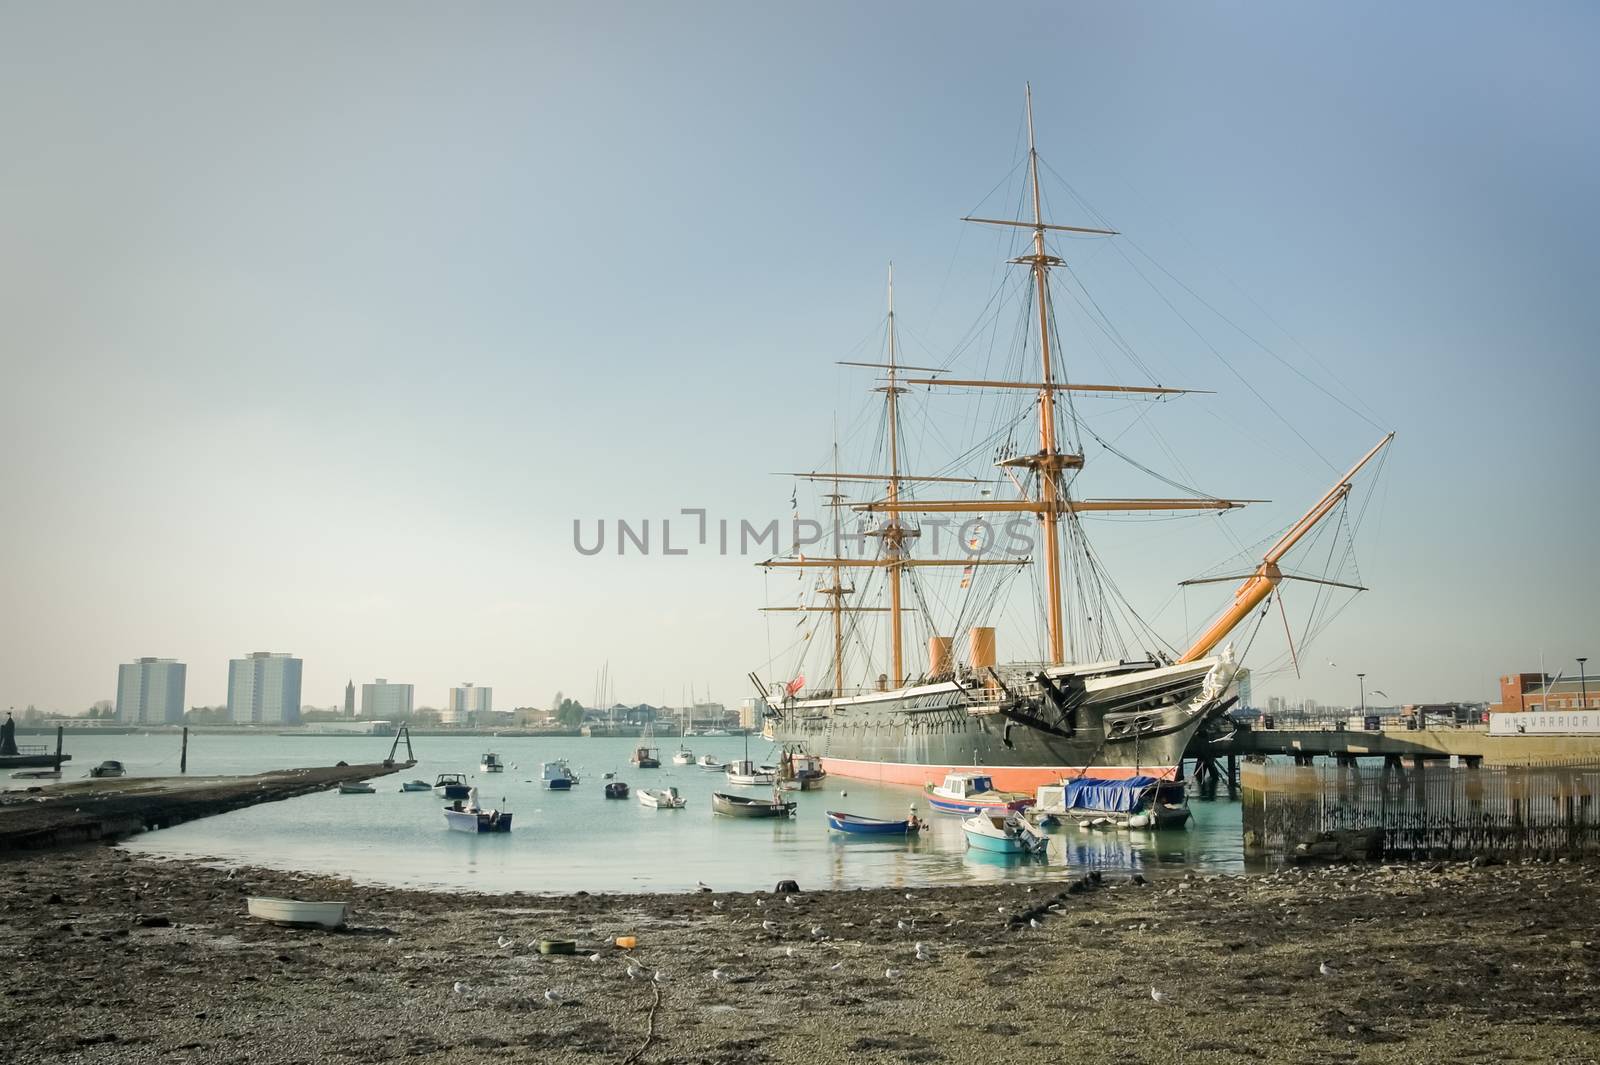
[[968, 627, 996, 669], [927, 636, 953, 676]]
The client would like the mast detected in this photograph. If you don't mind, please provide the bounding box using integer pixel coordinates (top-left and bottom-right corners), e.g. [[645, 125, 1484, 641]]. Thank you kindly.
[[883, 263, 906, 684], [828, 437, 846, 694], [1024, 84, 1068, 665], [1176, 432, 1394, 663]]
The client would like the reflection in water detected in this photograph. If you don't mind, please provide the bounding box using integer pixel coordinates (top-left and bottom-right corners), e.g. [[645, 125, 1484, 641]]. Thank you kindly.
[[48, 733, 1254, 893]]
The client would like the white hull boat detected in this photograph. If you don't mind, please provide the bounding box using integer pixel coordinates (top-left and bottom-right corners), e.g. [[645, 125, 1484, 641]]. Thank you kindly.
[[638, 787, 686, 809], [246, 896, 350, 929]]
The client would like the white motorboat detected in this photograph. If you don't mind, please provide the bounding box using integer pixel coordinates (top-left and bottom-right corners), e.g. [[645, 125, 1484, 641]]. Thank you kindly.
[[637, 787, 686, 809], [724, 758, 776, 787], [246, 896, 351, 929], [480, 752, 505, 773], [337, 781, 375, 795], [697, 755, 728, 771], [540, 760, 578, 790], [443, 787, 513, 832], [672, 745, 694, 766]]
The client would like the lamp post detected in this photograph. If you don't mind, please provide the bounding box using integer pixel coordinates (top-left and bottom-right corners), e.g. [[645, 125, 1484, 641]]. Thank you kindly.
[[1357, 673, 1366, 716], [1580, 657, 1589, 710]]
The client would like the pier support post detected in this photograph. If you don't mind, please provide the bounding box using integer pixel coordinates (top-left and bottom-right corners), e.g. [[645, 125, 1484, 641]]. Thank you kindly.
[[54, 725, 64, 769], [180, 727, 188, 774]]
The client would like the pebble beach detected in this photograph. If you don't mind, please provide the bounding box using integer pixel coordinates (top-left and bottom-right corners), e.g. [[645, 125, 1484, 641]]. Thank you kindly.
[[3, 847, 1597, 1063]]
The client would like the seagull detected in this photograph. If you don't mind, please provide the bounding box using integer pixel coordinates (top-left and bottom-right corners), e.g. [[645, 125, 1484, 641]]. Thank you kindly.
[[904, 893, 914, 901], [497, 935, 515, 949], [897, 920, 911, 931], [711, 968, 728, 982], [1029, 918, 1042, 929], [884, 968, 902, 980], [626, 965, 645, 980], [544, 989, 564, 1003], [913, 941, 927, 954], [1150, 986, 1174, 1006], [762, 920, 777, 932], [997, 906, 1007, 914], [755, 899, 766, 908], [712, 900, 724, 910], [785, 895, 798, 905], [1319, 961, 1339, 977], [587, 953, 601, 962], [452, 981, 469, 994], [829, 962, 844, 972], [810, 926, 825, 939], [653, 970, 668, 983], [697, 880, 711, 891], [784, 946, 796, 958]]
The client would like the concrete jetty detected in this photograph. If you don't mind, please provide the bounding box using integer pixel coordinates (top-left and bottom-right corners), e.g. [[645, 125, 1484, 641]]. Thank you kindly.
[[0, 761, 411, 853]]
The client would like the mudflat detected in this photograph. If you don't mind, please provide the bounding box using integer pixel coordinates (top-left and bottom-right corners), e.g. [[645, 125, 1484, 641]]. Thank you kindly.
[[1, 847, 1596, 1063]]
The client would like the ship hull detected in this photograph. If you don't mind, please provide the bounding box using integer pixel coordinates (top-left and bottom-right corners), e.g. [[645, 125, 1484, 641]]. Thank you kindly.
[[767, 656, 1237, 794]]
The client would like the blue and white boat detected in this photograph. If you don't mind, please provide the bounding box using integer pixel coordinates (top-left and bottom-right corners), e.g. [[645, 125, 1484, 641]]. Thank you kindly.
[[540, 760, 578, 790], [433, 773, 471, 800], [924, 772, 1033, 816], [444, 788, 512, 833], [1034, 776, 1192, 829], [961, 812, 1049, 856], [826, 810, 925, 835]]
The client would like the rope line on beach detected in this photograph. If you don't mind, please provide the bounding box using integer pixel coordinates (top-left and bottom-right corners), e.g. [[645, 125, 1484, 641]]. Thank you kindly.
[[621, 980, 663, 1065]]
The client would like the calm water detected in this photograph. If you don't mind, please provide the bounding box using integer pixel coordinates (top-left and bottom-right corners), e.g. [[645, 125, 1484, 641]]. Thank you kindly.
[[22, 732, 1245, 893]]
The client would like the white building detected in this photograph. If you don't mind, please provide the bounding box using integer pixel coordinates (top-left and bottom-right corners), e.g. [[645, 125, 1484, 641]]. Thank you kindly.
[[227, 652, 304, 725], [360, 678, 413, 718], [444, 683, 492, 725], [116, 658, 187, 725]]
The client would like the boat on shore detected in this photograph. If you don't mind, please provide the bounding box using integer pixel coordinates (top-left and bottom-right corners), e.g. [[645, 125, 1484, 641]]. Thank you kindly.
[[827, 810, 924, 835], [638, 786, 685, 809], [480, 752, 505, 773], [924, 772, 1033, 816], [1034, 775, 1191, 829], [246, 897, 350, 929], [444, 789, 512, 833], [712, 791, 796, 819], [433, 773, 471, 800], [962, 812, 1049, 856], [337, 781, 375, 795]]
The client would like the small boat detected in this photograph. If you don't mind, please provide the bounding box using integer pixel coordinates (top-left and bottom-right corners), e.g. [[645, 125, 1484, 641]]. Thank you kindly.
[[672, 745, 694, 766], [1033, 776, 1192, 829], [399, 779, 433, 792], [604, 781, 630, 799], [961, 812, 1049, 856], [443, 788, 512, 833], [711, 791, 796, 818], [725, 758, 776, 787], [697, 755, 728, 771], [924, 772, 1033, 815], [540, 760, 579, 790], [433, 773, 471, 800], [827, 809, 925, 835], [778, 749, 826, 791], [89, 760, 126, 779], [246, 896, 350, 929], [701, 727, 731, 737], [10, 768, 60, 780], [630, 745, 661, 769], [638, 786, 685, 809], [480, 752, 505, 773], [337, 781, 375, 795]]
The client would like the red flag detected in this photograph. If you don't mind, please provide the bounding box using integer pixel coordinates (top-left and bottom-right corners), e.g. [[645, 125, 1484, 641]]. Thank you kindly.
[[786, 675, 806, 696]]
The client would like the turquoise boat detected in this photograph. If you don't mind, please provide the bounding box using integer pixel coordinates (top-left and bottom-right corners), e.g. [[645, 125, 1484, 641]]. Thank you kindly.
[[961, 812, 1049, 856]]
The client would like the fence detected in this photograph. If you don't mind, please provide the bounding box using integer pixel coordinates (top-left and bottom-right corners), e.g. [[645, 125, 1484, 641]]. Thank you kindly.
[[1241, 760, 1600, 859]]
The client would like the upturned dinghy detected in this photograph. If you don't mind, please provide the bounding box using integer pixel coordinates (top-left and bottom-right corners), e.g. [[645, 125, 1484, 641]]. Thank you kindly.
[[246, 897, 350, 929]]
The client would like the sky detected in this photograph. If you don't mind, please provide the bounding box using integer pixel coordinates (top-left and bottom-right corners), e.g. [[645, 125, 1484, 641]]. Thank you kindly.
[[1, 1, 1596, 715]]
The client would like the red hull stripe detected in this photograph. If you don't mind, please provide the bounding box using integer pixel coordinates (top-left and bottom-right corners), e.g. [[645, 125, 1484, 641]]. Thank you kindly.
[[821, 756, 1178, 792]]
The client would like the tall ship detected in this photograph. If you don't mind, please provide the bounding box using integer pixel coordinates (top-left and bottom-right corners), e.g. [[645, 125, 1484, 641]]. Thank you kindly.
[[756, 88, 1391, 792]]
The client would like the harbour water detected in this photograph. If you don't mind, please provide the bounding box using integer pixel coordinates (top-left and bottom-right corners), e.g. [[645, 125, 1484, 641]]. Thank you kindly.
[[29, 733, 1247, 892]]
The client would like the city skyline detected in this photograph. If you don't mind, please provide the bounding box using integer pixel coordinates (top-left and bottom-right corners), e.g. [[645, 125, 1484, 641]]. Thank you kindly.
[[1, 4, 1596, 715]]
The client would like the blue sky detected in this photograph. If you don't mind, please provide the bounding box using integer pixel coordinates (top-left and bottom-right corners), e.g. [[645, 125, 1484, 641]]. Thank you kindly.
[[1, 2, 1596, 713]]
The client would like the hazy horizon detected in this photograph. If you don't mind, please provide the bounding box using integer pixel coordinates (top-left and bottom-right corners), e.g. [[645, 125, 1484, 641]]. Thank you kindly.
[[2, 3, 1597, 716]]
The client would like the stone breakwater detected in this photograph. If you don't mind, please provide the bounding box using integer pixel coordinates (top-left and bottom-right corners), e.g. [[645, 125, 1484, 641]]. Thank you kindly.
[[0, 763, 409, 852], [1, 848, 1596, 1063]]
